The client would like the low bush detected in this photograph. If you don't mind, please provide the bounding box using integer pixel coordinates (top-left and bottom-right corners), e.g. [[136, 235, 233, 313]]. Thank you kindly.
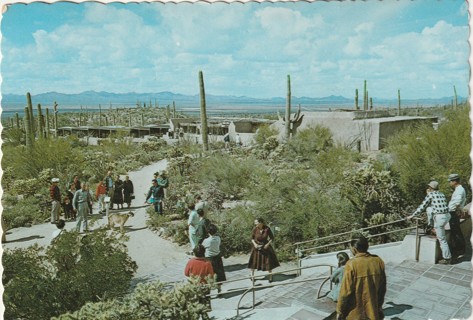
[[2, 196, 46, 229], [3, 229, 137, 319], [53, 279, 212, 320]]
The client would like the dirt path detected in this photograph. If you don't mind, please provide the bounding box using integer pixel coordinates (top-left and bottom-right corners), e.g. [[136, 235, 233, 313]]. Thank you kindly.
[[2, 159, 192, 283]]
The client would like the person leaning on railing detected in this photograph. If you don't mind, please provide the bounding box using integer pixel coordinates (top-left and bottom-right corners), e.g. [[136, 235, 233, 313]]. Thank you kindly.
[[407, 180, 452, 265]]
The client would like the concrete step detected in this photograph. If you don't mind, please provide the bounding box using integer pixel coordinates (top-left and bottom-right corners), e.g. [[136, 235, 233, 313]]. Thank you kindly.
[[209, 305, 330, 320]]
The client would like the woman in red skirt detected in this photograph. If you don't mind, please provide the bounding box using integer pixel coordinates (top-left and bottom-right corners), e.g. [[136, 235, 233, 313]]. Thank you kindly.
[[247, 217, 280, 282]]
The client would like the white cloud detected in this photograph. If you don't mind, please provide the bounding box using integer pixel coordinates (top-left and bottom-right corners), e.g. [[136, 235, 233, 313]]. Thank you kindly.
[[1, 2, 469, 100]]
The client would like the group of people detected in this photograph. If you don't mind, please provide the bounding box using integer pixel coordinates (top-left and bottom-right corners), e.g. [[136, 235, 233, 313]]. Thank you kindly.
[[407, 173, 467, 265], [325, 173, 468, 319], [49, 177, 93, 234], [49, 171, 135, 234], [185, 199, 280, 298], [185, 196, 227, 293], [103, 171, 135, 210]]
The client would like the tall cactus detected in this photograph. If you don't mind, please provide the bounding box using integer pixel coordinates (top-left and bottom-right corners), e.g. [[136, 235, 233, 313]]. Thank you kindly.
[[54, 102, 58, 137], [453, 85, 458, 109], [24, 106, 33, 148], [166, 105, 171, 121], [37, 104, 45, 139], [363, 80, 368, 111], [285, 75, 291, 140], [45, 108, 50, 139], [15, 112, 20, 129], [26, 92, 35, 135], [99, 104, 102, 126], [173, 101, 176, 118], [397, 89, 401, 116], [355, 89, 359, 110], [199, 71, 209, 151]]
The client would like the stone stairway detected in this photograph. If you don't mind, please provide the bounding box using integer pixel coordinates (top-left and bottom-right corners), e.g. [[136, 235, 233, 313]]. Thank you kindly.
[[210, 240, 472, 320]]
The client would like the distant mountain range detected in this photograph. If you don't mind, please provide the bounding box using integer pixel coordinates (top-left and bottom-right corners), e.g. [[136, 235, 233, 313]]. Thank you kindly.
[[1, 91, 462, 110]]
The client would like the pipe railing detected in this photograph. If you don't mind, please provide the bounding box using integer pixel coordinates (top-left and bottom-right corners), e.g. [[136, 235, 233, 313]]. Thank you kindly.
[[294, 218, 419, 271], [206, 263, 335, 317], [201, 218, 423, 317]]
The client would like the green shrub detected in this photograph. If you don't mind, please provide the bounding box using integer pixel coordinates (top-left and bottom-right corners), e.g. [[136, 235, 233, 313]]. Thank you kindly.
[[341, 163, 404, 222], [253, 124, 279, 147], [3, 229, 137, 319], [196, 154, 267, 199], [53, 279, 212, 320], [2, 196, 46, 228], [211, 206, 255, 257], [283, 125, 333, 160], [387, 106, 471, 203]]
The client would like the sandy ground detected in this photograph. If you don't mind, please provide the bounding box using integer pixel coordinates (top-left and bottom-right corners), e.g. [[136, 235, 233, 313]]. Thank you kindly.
[[2, 159, 191, 282]]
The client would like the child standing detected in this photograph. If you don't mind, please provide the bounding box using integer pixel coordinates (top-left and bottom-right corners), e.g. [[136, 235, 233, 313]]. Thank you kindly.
[[328, 252, 349, 302]]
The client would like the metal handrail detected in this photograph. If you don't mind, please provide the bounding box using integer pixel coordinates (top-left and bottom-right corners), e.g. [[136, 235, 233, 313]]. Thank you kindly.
[[206, 263, 335, 317], [294, 218, 419, 270], [203, 218, 423, 317]]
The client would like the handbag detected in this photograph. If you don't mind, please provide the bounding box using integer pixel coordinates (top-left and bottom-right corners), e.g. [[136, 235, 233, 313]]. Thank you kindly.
[[148, 195, 155, 204], [130, 193, 135, 200]]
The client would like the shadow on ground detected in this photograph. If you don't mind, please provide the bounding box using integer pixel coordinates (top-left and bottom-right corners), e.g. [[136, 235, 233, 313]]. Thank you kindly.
[[6, 235, 45, 243], [225, 263, 248, 272], [383, 301, 413, 317], [125, 226, 149, 233]]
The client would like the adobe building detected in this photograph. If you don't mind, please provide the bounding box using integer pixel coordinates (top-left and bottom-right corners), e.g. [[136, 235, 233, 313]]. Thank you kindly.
[[168, 117, 275, 145], [271, 110, 437, 151]]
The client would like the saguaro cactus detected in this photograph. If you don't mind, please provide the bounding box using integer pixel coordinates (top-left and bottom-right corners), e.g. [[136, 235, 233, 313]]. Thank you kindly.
[[363, 80, 368, 111], [173, 101, 176, 118], [37, 104, 44, 139], [355, 89, 359, 110], [278, 104, 304, 138], [45, 108, 50, 139], [26, 92, 35, 135], [24, 106, 33, 148], [278, 76, 303, 139], [15, 112, 20, 129], [453, 85, 458, 109], [54, 102, 58, 137], [166, 104, 171, 121], [284, 75, 292, 140], [397, 89, 401, 116], [199, 70, 209, 151]]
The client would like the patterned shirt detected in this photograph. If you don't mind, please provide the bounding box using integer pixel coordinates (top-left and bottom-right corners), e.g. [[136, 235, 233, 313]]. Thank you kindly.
[[413, 190, 448, 217]]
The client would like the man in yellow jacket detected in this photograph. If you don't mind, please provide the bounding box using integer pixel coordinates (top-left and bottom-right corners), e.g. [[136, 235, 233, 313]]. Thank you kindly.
[[336, 235, 386, 320]]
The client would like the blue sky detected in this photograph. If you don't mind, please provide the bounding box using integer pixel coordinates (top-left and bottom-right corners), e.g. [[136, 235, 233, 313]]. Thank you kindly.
[[0, 1, 469, 100]]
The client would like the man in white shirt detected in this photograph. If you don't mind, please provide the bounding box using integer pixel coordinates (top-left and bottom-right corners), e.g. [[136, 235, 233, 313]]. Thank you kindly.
[[447, 173, 466, 259]]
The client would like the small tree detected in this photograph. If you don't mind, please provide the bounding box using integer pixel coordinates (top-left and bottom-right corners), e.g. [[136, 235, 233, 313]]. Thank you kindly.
[[3, 229, 137, 319]]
